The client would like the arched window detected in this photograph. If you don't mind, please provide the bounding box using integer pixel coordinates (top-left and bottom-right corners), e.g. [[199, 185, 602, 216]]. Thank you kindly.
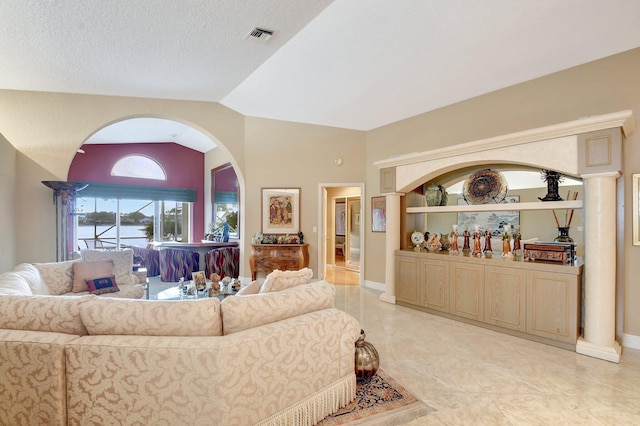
[[111, 155, 166, 180]]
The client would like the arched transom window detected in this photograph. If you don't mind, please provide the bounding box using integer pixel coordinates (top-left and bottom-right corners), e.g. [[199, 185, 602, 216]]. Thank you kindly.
[[111, 155, 166, 180]]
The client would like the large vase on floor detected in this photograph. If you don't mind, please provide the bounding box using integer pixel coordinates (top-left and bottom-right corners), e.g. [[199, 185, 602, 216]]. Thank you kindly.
[[355, 329, 379, 380]]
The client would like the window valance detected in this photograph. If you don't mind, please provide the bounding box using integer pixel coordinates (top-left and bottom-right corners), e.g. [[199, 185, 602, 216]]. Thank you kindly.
[[76, 181, 196, 202]]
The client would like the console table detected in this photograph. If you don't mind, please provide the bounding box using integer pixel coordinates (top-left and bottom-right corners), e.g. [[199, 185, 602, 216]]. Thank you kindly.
[[250, 244, 309, 280]]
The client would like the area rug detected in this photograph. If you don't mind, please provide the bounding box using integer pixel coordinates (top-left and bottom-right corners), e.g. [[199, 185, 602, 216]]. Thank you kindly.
[[317, 370, 435, 425]]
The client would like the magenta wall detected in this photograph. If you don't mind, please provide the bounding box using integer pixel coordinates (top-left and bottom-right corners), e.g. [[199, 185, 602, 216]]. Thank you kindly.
[[67, 143, 205, 241]]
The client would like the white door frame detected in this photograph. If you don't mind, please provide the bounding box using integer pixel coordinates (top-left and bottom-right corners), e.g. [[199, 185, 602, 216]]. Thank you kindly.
[[317, 183, 365, 285]]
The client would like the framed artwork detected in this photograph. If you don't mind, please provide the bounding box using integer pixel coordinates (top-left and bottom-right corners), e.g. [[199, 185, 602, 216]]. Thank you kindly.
[[335, 202, 346, 236], [262, 188, 300, 234], [371, 196, 386, 232], [634, 174, 640, 245], [456, 195, 520, 236], [192, 271, 206, 290]]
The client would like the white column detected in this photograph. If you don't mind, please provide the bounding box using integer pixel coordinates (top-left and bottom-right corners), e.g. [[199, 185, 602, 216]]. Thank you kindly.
[[379, 193, 401, 304], [576, 172, 621, 363]]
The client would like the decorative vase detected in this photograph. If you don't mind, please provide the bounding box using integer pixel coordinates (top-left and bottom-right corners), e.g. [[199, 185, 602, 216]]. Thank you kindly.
[[355, 329, 379, 380], [425, 233, 441, 252], [554, 227, 574, 243], [424, 184, 448, 207]]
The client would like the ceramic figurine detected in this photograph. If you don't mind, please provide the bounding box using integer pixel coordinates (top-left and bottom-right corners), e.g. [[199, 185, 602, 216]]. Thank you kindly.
[[462, 229, 471, 256], [501, 225, 513, 259], [472, 227, 482, 257], [483, 230, 493, 258], [210, 273, 221, 293], [450, 225, 459, 254]]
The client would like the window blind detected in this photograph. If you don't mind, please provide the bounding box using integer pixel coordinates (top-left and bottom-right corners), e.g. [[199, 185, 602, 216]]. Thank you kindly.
[[76, 181, 196, 202]]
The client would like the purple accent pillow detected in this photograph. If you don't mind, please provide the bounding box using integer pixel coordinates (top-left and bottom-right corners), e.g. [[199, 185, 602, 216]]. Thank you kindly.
[[85, 276, 120, 295]]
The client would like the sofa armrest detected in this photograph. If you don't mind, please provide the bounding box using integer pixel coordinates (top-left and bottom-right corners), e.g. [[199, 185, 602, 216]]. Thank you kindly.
[[65, 308, 360, 425], [0, 329, 81, 426]]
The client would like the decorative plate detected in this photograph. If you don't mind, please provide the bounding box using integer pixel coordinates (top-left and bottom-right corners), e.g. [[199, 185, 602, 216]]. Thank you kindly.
[[411, 231, 425, 246], [462, 169, 508, 205]]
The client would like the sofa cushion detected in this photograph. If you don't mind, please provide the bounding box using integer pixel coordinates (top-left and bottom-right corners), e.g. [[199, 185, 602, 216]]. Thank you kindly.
[[236, 279, 260, 296], [85, 275, 120, 295], [80, 297, 223, 336], [34, 259, 77, 295], [72, 260, 114, 293], [0, 295, 93, 335], [11, 263, 50, 295], [81, 249, 135, 286], [259, 268, 314, 293], [221, 281, 335, 335], [0, 271, 33, 295]]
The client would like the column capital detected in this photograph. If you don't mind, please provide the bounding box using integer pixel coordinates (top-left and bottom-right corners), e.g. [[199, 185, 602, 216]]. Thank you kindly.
[[579, 171, 620, 180]]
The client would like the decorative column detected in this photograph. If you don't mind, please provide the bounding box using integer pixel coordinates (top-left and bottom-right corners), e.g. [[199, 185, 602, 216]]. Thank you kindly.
[[42, 181, 88, 261], [379, 193, 401, 304], [576, 172, 621, 362]]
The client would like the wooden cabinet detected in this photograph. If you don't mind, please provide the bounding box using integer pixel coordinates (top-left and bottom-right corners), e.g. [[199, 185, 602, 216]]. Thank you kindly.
[[396, 250, 582, 349], [526, 270, 581, 344], [449, 261, 483, 321], [485, 265, 526, 332], [249, 244, 309, 280]]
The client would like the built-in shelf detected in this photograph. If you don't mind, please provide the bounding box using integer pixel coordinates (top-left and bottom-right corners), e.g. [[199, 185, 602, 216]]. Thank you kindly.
[[406, 200, 582, 214]]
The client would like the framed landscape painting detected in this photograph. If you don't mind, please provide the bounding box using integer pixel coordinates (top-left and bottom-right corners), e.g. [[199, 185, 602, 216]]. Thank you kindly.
[[262, 188, 300, 234], [456, 195, 520, 235]]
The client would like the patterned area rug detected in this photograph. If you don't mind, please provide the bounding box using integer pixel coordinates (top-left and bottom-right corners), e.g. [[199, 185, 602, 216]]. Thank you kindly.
[[317, 370, 434, 425]]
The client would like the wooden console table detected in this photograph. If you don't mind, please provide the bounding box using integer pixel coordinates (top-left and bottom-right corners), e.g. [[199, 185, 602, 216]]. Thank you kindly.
[[249, 244, 309, 280]]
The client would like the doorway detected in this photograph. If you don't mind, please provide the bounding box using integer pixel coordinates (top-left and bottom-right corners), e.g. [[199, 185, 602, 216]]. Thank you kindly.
[[318, 184, 363, 285]]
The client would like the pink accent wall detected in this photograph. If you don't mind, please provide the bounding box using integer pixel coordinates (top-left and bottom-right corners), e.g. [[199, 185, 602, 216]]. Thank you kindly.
[[67, 143, 205, 241]]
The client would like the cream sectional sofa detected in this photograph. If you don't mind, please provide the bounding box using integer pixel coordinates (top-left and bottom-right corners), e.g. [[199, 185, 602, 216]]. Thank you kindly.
[[0, 268, 360, 425], [0, 249, 146, 299]]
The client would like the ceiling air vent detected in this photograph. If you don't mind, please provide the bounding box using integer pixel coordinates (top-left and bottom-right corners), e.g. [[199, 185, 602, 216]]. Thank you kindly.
[[246, 27, 274, 43]]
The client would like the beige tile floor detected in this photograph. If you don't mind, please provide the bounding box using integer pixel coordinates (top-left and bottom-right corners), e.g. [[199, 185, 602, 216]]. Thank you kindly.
[[333, 285, 640, 425]]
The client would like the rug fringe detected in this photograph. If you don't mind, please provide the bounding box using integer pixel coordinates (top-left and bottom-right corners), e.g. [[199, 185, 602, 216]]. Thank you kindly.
[[255, 374, 356, 426]]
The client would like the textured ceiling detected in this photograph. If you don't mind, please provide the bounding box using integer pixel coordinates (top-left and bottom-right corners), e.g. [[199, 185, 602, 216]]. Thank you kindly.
[[2, 0, 640, 150]]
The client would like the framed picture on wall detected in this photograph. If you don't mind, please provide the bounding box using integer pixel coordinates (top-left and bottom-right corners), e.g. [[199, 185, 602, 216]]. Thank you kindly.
[[634, 174, 640, 245], [262, 188, 300, 234], [456, 195, 520, 235], [371, 196, 386, 232]]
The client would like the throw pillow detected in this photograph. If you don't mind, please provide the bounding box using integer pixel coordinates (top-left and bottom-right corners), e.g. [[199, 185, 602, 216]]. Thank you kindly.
[[221, 281, 335, 335], [81, 249, 134, 286], [12, 263, 50, 295], [80, 297, 223, 336], [73, 260, 115, 293], [236, 280, 260, 296], [85, 275, 120, 295], [259, 268, 314, 293], [33, 259, 77, 295]]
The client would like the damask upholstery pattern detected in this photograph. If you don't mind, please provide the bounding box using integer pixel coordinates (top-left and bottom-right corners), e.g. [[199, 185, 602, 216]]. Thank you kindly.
[[34, 259, 77, 295], [259, 268, 314, 293], [204, 246, 240, 279], [80, 297, 223, 336], [81, 249, 135, 286], [0, 329, 80, 426], [130, 245, 160, 277], [159, 248, 200, 282], [221, 282, 334, 335], [65, 308, 360, 425], [0, 295, 93, 335]]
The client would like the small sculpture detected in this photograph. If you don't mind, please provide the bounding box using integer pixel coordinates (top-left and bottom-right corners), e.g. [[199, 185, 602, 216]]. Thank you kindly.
[[539, 169, 564, 201], [483, 230, 493, 258], [450, 225, 459, 254], [462, 229, 471, 256], [472, 226, 482, 257], [209, 273, 221, 295]]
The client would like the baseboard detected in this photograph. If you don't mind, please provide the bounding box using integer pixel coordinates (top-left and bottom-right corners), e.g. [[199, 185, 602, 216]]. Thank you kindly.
[[622, 333, 640, 350], [363, 280, 385, 292]]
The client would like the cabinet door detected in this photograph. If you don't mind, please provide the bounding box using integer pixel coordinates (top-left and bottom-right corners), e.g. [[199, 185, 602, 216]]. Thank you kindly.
[[449, 262, 484, 321], [485, 266, 526, 331], [420, 258, 449, 312], [396, 256, 420, 305], [526, 270, 580, 344]]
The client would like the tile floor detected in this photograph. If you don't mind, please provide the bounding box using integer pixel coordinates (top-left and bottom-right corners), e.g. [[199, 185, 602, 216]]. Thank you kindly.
[[333, 285, 640, 425]]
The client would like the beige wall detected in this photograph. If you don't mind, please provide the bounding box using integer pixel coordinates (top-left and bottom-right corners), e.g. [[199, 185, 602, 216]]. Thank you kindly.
[[0, 134, 16, 272], [244, 117, 366, 276], [365, 48, 640, 339]]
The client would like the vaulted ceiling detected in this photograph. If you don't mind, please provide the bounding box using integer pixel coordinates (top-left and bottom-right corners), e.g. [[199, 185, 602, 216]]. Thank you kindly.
[[2, 0, 640, 147]]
